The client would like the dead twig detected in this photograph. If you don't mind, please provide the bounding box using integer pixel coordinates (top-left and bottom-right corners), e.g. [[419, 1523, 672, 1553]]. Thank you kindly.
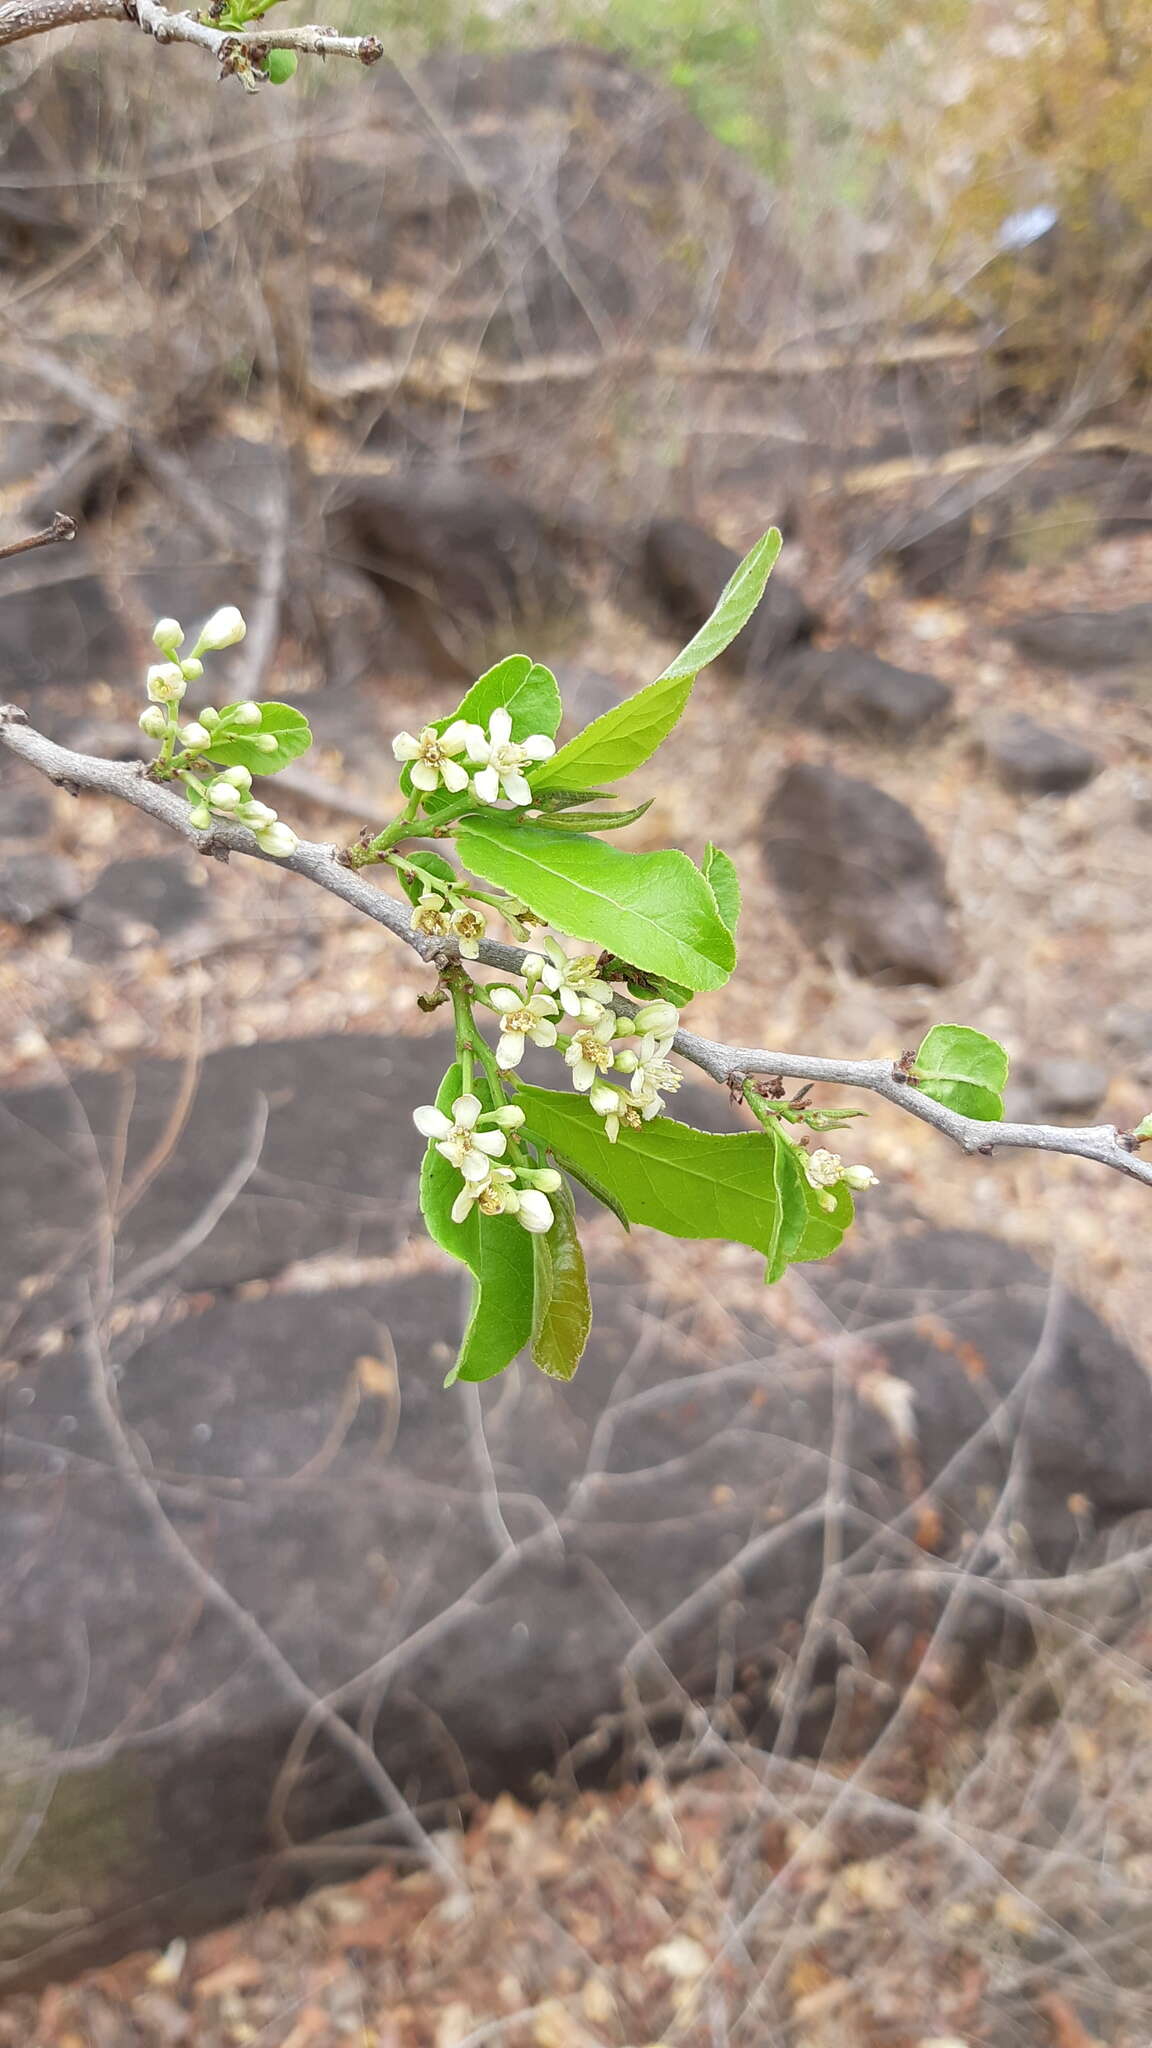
[[0, 512, 76, 561]]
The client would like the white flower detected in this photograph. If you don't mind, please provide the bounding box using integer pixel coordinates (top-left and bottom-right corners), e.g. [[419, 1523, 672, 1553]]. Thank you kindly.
[[146, 663, 186, 704], [194, 606, 247, 653], [255, 822, 298, 858], [450, 1164, 518, 1224], [842, 1163, 879, 1192], [413, 1091, 509, 1183], [467, 708, 555, 806], [589, 1081, 643, 1144], [804, 1148, 843, 1190], [152, 616, 184, 653], [450, 905, 486, 959], [489, 985, 559, 1068], [565, 1007, 619, 1091], [391, 721, 472, 795], [411, 890, 452, 939], [532, 936, 613, 1017], [514, 1187, 554, 1234], [628, 1032, 682, 1107], [631, 999, 681, 1037]]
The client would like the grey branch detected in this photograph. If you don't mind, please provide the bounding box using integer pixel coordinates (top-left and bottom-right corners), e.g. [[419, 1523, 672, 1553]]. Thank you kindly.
[[3, 705, 1150, 1195], [0, 0, 383, 63]]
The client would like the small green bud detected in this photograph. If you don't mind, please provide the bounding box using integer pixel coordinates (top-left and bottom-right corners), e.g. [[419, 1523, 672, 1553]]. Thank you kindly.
[[138, 705, 168, 739], [1134, 1114, 1152, 1143], [219, 764, 252, 790], [521, 1167, 562, 1193], [263, 47, 298, 83], [252, 732, 279, 754], [239, 799, 277, 827], [521, 952, 545, 980], [255, 821, 298, 858], [199, 706, 220, 728], [488, 1104, 526, 1129], [206, 780, 241, 811], [152, 617, 184, 653], [632, 1000, 680, 1036], [188, 803, 212, 830], [180, 722, 212, 750], [231, 703, 263, 729], [613, 1049, 638, 1074], [180, 658, 204, 682]]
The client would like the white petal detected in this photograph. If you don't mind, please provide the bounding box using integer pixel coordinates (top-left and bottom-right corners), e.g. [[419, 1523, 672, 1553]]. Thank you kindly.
[[452, 1093, 483, 1128], [462, 724, 488, 759], [501, 771, 533, 805], [472, 766, 500, 805], [530, 1021, 558, 1048], [594, 1010, 618, 1041], [496, 1031, 526, 1069], [489, 986, 521, 1013], [459, 1150, 493, 1183], [391, 732, 421, 761], [410, 762, 440, 791], [474, 1129, 507, 1157], [441, 757, 470, 792], [458, 933, 480, 958], [521, 734, 555, 760], [451, 1185, 476, 1224], [488, 707, 512, 747], [413, 1105, 453, 1139], [440, 721, 470, 754], [558, 986, 581, 1017], [572, 1059, 595, 1091]]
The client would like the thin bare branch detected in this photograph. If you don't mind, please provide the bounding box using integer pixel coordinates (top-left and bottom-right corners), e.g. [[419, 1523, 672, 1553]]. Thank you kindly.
[[2, 704, 1150, 1193], [0, 0, 382, 60], [0, 513, 76, 562]]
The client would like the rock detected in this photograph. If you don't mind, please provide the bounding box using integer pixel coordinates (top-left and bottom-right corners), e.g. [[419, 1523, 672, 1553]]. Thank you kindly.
[[0, 762, 52, 842], [643, 518, 815, 671], [979, 714, 1100, 795], [1103, 1003, 1152, 1082], [770, 646, 953, 738], [1008, 1058, 1111, 1124], [761, 764, 955, 984], [1, 1212, 1148, 1989], [0, 552, 128, 703], [0, 852, 81, 926], [324, 472, 580, 679], [70, 856, 207, 954], [1008, 604, 1152, 671]]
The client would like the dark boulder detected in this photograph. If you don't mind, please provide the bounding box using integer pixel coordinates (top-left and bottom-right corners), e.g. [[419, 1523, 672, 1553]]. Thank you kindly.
[[70, 855, 208, 955], [1009, 604, 1152, 671], [979, 714, 1100, 795], [0, 851, 81, 926], [770, 645, 953, 738], [761, 763, 956, 984], [643, 518, 816, 671]]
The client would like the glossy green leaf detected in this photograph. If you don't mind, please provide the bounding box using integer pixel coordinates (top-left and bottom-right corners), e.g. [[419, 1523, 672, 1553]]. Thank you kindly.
[[517, 1087, 825, 1280], [528, 670, 694, 791], [418, 1063, 535, 1384], [395, 850, 457, 907], [703, 842, 741, 938], [451, 655, 562, 743], [655, 528, 783, 682], [207, 702, 312, 775], [535, 1141, 631, 1231], [913, 1024, 1009, 1122], [530, 1179, 592, 1380], [455, 816, 736, 993]]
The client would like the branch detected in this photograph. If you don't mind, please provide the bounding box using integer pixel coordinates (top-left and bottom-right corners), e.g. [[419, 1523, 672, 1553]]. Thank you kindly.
[[0, 0, 383, 64], [2, 705, 1150, 1194], [0, 513, 76, 563]]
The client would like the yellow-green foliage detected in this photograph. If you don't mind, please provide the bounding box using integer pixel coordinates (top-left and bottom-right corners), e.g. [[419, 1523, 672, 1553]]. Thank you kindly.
[[0, 1717, 154, 1957]]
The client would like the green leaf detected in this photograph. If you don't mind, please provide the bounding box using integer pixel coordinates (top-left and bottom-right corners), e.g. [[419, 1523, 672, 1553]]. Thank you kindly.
[[418, 1062, 535, 1384], [536, 1142, 631, 1231], [655, 528, 783, 682], [913, 1024, 1009, 1122], [207, 702, 312, 776], [455, 816, 735, 994], [530, 1179, 592, 1380], [703, 843, 741, 938], [535, 798, 654, 832], [450, 655, 563, 744], [395, 851, 457, 907], [517, 1087, 835, 1281], [528, 671, 693, 791]]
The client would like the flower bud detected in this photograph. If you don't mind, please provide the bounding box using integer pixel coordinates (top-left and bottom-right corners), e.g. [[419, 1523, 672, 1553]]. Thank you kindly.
[[842, 1163, 879, 1192], [146, 663, 187, 704], [180, 722, 212, 751], [199, 706, 220, 728], [252, 733, 279, 754], [193, 606, 247, 653], [138, 705, 168, 739], [152, 617, 184, 653], [488, 1104, 526, 1129], [231, 703, 263, 729], [255, 821, 298, 858], [522, 1167, 562, 1193], [514, 1188, 554, 1234], [613, 1049, 638, 1074], [521, 952, 545, 980], [180, 658, 204, 683], [239, 799, 277, 827], [632, 1000, 680, 1036], [188, 803, 212, 829], [219, 764, 252, 790], [206, 780, 241, 810]]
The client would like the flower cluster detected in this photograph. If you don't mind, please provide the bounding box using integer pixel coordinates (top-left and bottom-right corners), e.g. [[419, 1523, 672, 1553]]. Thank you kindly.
[[140, 610, 299, 859], [391, 709, 555, 808], [796, 1143, 878, 1210], [413, 1093, 560, 1233], [481, 957, 686, 1142]]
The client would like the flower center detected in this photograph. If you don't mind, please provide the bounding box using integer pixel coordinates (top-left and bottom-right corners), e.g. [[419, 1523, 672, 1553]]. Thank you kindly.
[[478, 1184, 507, 1215], [492, 741, 528, 773], [504, 1004, 537, 1033], [575, 1031, 614, 1072]]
